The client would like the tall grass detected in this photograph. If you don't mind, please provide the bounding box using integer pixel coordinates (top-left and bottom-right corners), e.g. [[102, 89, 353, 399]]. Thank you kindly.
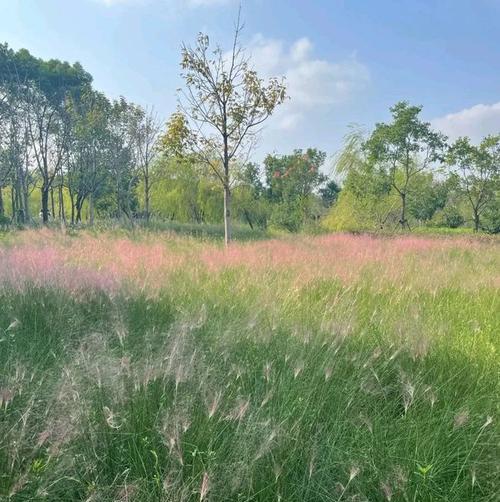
[[0, 231, 498, 501]]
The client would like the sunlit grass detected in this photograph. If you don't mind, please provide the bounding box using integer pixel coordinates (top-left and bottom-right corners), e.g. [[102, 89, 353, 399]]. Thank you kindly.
[[0, 230, 498, 501]]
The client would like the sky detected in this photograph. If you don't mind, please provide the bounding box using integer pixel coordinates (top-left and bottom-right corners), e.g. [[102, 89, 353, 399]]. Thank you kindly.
[[1, 0, 499, 166]]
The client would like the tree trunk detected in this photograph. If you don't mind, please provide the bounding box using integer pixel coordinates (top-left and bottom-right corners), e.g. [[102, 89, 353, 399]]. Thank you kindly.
[[14, 181, 22, 223], [223, 128, 231, 245], [473, 208, 480, 232], [76, 198, 82, 223], [41, 185, 50, 224], [223, 183, 231, 245], [144, 174, 150, 222], [58, 172, 66, 224], [70, 191, 75, 225], [15, 173, 25, 224], [400, 192, 410, 230], [23, 184, 30, 223], [50, 188, 55, 221], [23, 144, 30, 223], [0, 187, 4, 217]]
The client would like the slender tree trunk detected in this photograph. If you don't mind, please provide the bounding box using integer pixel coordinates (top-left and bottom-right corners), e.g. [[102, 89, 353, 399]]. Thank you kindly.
[[144, 174, 150, 222], [15, 170, 25, 224], [400, 192, 409, 230], [41, 185, 50, 224], [69, 191, 75, 225], [76, 195, 82, 223], [223, 183, 231, 245], [14, 181, 21, 223], [58, 184, 66, 224], [23, 139, 30, 223], [223, 130, 231, 245], [0, 187, 4, 217], [50, 187, 55, 221], [59, 170, 66, 223], [473, 207, 480, 232]]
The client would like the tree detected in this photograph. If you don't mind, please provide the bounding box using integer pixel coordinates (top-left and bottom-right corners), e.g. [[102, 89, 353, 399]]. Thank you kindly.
[[319, 179, 341, 207], [233, 162, 269, 230], [178, 16, 286, 244], [128, 105, 161, 221], [324, 130, 397, 232], [66, 89, 112, 224], [364, 102, 446, 230], [264, 148, 327, 231], [447, 135, 500, 231]]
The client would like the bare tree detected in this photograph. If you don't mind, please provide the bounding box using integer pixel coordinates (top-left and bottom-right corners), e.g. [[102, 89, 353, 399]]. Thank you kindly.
[[178, 14, 286, 244]]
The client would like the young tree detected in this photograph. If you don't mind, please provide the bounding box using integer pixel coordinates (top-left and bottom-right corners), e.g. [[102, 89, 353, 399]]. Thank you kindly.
[[447, 135, 500, 231], [364, 102, 446, 230], [178, 16, 286, 244]]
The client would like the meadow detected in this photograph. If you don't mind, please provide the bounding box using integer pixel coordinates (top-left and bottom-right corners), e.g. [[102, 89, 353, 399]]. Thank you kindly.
[[0, 229, 498, 501]]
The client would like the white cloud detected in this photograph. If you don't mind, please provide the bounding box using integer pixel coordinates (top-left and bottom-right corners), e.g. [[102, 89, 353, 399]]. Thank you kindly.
[[248, 34, 370, 131], [432, 102, 500, 143]]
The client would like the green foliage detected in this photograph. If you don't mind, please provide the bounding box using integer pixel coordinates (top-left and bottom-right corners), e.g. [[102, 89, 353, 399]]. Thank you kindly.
[[447, 135, 500, 232], [364, 101, 447, 229], [264, 148, 328, 231]]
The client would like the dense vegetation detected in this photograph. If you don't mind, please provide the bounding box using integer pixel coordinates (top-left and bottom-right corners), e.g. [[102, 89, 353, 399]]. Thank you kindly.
[[1, 33, 498, 238], [0, 230, 498, 501]]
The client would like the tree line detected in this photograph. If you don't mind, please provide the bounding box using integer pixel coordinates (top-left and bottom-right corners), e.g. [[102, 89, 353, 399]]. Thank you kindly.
[[1, 28, 498, 239], [327, 103, 499, 234]]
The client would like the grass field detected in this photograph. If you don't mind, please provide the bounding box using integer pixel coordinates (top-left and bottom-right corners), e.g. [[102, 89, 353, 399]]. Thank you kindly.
[[0, 229, 498, 501]]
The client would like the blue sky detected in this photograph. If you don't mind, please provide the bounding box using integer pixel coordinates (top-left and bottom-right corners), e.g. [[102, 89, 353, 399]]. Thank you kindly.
[[1, 0, 499, 164]]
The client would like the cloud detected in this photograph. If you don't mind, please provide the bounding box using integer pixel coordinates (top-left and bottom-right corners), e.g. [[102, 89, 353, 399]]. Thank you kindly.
[[432, 102, 500, 143], [248, 34, 370, 131]]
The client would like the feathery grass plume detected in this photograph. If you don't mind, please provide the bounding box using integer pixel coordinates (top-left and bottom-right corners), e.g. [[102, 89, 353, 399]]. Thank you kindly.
[[227, 397, 250, 421], [349, 465, 360, 482], [324, 366, 333, 381], [207, 390, 222, 419], [402, 380, 415, 414], [293, 360, 304, 379], [199, 472, 209, 501], [103, 406, 121, 429], [481, 415, 493, 429], [0, 388, 14, 409], [423, 385, 437, 408], [260, 390, 273, 408], [453, 410, 470, 429], [380, 481, 393, 501], [263, 362, 272, 382]]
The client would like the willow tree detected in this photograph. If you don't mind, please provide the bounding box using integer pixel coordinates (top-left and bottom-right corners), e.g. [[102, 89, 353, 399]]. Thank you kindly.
[[178, 18, 286, 244]]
